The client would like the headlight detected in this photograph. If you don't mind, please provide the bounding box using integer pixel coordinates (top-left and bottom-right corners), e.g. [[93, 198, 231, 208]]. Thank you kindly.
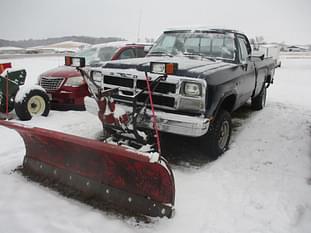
[[92, 71, 103, 82], [91, 71, 103, 87], [64, 76, 84, 87], [182, 82, 201, 97], [151, 63, 166, 74]]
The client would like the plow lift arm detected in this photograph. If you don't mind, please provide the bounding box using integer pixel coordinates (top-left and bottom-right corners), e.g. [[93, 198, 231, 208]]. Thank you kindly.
[[78, 63, 168, 150], [0, 57, 176, 219]]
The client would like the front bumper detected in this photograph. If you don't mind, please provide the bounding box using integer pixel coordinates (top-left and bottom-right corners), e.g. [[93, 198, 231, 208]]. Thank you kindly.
[[84, 97, 210, 137], [47, 85, 89, 111]]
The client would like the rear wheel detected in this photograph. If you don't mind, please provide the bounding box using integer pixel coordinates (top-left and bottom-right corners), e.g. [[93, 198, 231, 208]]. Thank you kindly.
[[251, 85, 267, 110], [15, 89, 50, 121], [200, 109, 232, 160]]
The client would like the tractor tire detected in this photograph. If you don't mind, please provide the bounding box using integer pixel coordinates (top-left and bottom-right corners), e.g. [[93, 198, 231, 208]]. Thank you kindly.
[[15, 89, 50, 121], [251, 85, 267, 110], [200, 109, 232, 160]]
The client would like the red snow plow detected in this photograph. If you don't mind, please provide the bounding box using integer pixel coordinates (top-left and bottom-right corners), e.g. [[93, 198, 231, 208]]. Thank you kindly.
[[0, 56, 176, 218]]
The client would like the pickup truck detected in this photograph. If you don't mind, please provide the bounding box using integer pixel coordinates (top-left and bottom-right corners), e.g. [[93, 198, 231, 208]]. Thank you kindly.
[[83, 28, 276, 159]]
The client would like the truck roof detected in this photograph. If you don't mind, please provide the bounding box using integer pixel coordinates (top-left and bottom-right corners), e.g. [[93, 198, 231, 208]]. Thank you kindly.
[[163, 26, 243, 35]]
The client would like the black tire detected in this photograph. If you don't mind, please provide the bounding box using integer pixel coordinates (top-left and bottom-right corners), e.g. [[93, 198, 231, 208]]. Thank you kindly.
[[251, 85, 267, 110], [200, 109, 232, 160], [15, 89, 50, 121]]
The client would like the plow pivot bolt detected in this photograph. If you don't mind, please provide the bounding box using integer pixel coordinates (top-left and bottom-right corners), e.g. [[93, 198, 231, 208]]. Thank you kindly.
[[86, 181, 90, 187], [53, 170, 57, 175], [40, 164, 43, 169], [128, 197, 132, 203], [69, 176, 72, 180], [106, 189, 110, 194], [161, 208, 166, 215], [153, 203, 156, 207]]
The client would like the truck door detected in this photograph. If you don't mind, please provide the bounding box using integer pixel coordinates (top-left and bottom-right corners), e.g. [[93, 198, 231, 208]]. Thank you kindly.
[[236, 36, 256, 105]]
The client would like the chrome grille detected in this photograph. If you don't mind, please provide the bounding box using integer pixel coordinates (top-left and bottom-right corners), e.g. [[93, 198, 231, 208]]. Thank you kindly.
[[40, 77, 65, 91], [102, 75, 177, 109]]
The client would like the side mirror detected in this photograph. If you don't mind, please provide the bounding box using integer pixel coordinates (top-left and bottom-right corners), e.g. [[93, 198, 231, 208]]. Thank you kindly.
[[144, 45, 153, 54], [248, 54, 264, 61], [240, 61, 248, 71]]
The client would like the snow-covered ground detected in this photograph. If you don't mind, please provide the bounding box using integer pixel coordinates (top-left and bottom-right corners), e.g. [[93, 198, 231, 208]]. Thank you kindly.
[[0, 56, 310, 233]]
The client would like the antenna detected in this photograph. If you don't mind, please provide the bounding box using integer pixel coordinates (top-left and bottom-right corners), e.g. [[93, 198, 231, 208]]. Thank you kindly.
[[136, 9, 142, 42]]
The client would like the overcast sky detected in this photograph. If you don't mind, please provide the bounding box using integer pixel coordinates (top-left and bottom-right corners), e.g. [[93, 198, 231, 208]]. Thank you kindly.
[[1, 0, 310, 44]]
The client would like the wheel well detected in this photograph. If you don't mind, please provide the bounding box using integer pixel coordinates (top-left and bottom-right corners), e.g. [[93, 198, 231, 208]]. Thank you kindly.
[[219, 94, 236, 113]]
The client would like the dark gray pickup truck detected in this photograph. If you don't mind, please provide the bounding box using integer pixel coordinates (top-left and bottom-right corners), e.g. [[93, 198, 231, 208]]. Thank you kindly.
[[84, 28, 276, 159]]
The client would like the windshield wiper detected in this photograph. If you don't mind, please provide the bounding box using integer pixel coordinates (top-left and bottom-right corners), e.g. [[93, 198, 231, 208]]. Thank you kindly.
[[183, 52, 217, 62], [148, 51, 173, 57]]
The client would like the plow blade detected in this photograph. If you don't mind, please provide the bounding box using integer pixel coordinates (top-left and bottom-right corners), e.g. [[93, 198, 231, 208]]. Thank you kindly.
[[0, 120, 175, 218]]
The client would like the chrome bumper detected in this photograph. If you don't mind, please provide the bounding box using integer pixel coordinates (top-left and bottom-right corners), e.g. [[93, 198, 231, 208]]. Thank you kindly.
[[84, 97, 210, 137]]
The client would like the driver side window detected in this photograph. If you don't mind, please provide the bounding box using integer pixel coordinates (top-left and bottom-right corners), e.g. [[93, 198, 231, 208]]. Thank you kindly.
[[238, 37, 249, 62]]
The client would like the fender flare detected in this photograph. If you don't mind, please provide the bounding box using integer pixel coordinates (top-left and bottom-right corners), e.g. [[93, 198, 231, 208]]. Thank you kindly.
[[212, 91, 238, 118]]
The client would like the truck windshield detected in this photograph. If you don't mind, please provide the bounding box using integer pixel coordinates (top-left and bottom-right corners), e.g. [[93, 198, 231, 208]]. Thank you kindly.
[[149, 31, 236, 61]]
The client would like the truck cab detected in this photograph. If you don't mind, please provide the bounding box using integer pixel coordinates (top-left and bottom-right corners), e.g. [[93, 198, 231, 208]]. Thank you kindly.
[[82, 28, 276, 159]]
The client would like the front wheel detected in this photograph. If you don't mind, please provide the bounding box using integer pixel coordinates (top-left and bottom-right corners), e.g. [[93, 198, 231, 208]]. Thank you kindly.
[[14, 87, 50, 121], [200, 109, 232, 160]]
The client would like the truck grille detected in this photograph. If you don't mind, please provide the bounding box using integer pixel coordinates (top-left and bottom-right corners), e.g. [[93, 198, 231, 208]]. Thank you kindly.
[[102, 75, 177, 109], [40, 77, 65, 91]]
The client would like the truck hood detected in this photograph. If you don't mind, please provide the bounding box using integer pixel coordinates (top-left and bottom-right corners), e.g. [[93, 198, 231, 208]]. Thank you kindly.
[[101, 56, 236, 78], [40, 66, 81, 78]]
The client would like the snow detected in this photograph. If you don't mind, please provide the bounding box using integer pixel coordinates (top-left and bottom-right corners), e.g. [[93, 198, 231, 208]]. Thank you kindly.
[[48, 41, 89, 48], [14, 84, 46, 103], [0, 55, 311, 233], [28, 41, 90, 53], [0, 46, 24, 51]]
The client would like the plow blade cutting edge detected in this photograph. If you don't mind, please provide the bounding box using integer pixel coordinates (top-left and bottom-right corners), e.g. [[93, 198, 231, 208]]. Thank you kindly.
[[0, 120, 175, 218]]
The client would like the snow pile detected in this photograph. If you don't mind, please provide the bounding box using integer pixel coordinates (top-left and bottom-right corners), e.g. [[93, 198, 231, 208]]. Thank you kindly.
[[14, 84, 46, 103]]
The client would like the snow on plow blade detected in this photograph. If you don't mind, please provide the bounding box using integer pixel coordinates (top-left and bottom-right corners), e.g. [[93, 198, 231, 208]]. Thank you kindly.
[[0, 120, 175, 218]]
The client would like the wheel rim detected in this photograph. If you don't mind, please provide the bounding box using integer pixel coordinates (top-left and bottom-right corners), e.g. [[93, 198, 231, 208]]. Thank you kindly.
[[218, 120, 230, 149], [27, 96, 46, 116]]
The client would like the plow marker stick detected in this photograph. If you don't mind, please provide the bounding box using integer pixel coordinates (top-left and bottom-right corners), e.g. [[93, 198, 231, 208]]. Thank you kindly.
[[5, 76, 8, 117], [0, 120, 175, 218], [144, 72, 162, 154]]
